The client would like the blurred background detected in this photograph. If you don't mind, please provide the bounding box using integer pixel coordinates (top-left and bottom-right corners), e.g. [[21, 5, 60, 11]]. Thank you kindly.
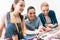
[[0, 0, 60, 24]]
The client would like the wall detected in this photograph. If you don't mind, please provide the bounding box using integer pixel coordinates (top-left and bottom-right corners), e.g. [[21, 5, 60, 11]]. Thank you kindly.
[[0, 0, 60, 24]]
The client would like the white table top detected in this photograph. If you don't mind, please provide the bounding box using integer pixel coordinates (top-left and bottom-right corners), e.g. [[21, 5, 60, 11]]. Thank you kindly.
[[38, 26, 60, 40]]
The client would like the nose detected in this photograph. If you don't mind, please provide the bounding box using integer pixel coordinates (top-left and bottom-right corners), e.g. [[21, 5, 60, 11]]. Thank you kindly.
[[22, 7, 24, 10], [20, 7, 24, 12], [21, 7, 25, 11], [31, 14, 35, 17]]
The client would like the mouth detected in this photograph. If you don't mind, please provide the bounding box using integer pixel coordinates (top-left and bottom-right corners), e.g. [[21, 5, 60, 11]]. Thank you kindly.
[[19, 10, 23, 13], [30, 16, 35, 19], [19, 9, 23, 12]]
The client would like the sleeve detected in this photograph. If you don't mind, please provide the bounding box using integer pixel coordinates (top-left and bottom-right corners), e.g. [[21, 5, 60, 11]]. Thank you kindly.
[[38, 13, 45, 26], [49, 10, 58, 24], [38, 17, 43, 28], [53, 11, 58, 24]]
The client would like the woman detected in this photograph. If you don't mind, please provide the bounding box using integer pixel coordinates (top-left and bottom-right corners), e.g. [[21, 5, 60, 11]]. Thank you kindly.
[[0, 0, 26, 40], [38, 2, 58, 31], [24, 6, 44, 39]]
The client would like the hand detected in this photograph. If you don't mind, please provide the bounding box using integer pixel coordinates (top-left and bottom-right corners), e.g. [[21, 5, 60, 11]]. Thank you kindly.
[[39, 29, 44, 34], [45, 27, 52, 32], [46, 24, 54, 28], [34, 29, 39, 34]]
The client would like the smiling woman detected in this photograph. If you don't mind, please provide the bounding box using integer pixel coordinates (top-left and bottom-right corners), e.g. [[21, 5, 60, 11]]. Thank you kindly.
[[0, 0, 26, 40], [24, 6, 44, 40], [0, 0, 60, 40]]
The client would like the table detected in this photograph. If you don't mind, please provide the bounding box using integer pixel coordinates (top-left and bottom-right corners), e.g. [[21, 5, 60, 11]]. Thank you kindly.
[[38, 26, 60, 40]]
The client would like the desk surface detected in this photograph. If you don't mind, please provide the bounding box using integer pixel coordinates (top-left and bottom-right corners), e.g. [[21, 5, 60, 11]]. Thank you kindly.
[[38, 26, 60, 40]]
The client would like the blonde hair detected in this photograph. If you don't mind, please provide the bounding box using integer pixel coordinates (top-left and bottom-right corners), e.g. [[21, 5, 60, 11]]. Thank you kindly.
[[41, 2, 49, 8]]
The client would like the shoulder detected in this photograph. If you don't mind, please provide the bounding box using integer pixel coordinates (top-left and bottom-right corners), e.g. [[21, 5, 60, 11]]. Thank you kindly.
[[35, 16, 41, 22], [49, 10, 55, 14], [0, 12, 9, 22], [38, 13, 44, 20], [38, 13, 43, 18], [0, 12, 10, 27], [49, 10, 55, 12], [39, 13, 43, 16], [36, 16, 40, 20]]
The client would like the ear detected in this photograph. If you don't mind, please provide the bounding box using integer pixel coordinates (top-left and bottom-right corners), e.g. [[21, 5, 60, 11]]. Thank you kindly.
[[27, 13, 29, 18], [40, 4, 42, 10], [13, 3, 16, 9], [27, 12, 29, 15]]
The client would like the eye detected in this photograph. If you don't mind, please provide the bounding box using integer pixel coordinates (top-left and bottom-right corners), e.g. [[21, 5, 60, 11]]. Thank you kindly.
[[29, 12, 35, 14], [33, 12, 35, 14], [43, 9, 49, 12], [20, 4, 23, 7], [20, 4, 25, 7], [30, 13, 32, 14], [46, 9, 49, 11]]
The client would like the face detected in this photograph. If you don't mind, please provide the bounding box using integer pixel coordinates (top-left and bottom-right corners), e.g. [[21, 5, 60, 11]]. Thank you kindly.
[[14, 0, 25, 14], [28, 9, 36, 21], [41, 6, 49, 16]]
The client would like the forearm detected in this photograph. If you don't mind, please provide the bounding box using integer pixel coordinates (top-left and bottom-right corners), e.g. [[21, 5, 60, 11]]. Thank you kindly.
[[24, 23, 37, 34], [0, 26, 3, 37], [38, 26, 44, 31], [0, 22, 5, 38], [38, 26, 43, 29], [25, 30, 37, 34], [0, 30, 2, 37], [53, 24, 58, 28], [46, 23, 58, 28]]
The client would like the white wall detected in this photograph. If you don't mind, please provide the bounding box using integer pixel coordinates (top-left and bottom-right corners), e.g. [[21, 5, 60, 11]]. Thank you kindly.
[[0, 0, 60, 24]]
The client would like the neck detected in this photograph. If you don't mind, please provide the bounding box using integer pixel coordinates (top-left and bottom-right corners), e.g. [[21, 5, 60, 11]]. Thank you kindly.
[[28, 17, 36, 21], [44, 14, 48, 16], [13, 11, 19, 17]]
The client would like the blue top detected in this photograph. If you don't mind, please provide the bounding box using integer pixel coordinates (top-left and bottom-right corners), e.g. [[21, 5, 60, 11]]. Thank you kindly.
[[39, 10, 58, 26], [4, 12, 24, 40], [25, 16, 42, 31], [24, 16, 42, 38]]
